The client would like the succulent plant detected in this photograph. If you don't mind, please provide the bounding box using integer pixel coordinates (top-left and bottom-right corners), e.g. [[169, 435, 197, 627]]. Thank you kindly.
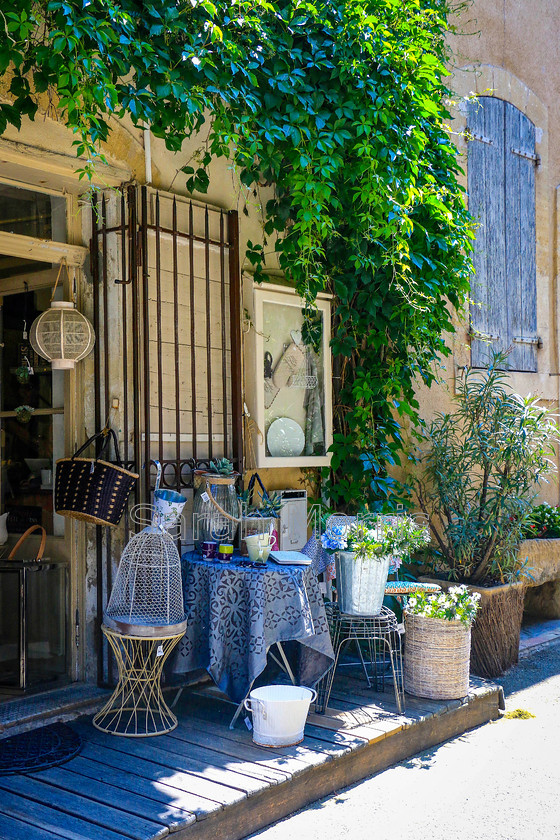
[[264, 491, 283, 517], [239, 488, 283, 518], [207, 457, 235, 476]]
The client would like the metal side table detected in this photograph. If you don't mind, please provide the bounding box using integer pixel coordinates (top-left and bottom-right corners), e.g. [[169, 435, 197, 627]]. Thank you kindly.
[[315, 603, 405, 715], [93, 626, 184, 737]]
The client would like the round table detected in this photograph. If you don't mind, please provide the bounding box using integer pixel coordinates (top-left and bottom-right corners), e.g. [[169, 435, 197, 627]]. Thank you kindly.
[[171, 552, 334, 705]]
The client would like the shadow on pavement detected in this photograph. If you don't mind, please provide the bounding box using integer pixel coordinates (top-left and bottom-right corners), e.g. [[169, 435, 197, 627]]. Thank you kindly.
[[497, 638, 560, 697]]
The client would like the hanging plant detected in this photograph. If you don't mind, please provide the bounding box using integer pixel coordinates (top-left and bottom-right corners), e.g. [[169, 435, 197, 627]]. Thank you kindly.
[[14, 405, 35, 424], [15, 360, 32, 384]]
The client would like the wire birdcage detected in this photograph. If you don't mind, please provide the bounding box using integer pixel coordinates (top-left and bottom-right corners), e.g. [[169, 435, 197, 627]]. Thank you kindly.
[[104, 524, 186, 638]]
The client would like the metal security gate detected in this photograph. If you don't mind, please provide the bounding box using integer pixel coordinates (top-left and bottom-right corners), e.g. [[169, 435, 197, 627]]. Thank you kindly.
[[90, 185, 242, 683]]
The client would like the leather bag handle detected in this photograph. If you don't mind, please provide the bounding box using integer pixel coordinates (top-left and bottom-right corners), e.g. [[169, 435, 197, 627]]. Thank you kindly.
[[204, 478, 241, 524], [8, 524, 47, 562], [71, 428, 122, 467]]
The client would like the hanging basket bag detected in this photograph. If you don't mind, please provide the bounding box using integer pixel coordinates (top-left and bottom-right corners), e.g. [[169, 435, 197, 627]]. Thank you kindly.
[[241, 472, 280, 555], [55, 429, 139, 527]]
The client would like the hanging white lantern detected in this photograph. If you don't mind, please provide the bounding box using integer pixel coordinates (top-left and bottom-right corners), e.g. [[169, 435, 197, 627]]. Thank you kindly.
[[29, 259, 95, 370]]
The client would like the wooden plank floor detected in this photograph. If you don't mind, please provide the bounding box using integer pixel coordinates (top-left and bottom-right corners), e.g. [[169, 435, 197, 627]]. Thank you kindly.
[[0, 675, 501, 840]]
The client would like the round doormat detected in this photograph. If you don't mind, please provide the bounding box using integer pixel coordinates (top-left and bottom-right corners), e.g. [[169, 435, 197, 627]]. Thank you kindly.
[[0, 723, 82, 775]]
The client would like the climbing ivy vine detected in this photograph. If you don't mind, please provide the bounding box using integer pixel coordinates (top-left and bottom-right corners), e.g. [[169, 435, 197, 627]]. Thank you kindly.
[[0, 0, 474, 510]]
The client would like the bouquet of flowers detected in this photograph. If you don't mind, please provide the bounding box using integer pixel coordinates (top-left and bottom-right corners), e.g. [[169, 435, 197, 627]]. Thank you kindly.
[[321, 514, 430, 574]]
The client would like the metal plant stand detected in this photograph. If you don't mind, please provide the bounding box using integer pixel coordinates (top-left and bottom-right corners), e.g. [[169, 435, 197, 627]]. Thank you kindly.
[[93, 626, 184, 737], [315, 603, 405, 715]]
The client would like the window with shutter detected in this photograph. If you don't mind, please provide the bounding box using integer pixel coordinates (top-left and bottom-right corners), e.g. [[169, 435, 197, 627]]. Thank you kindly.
[[467, 97, 538, 371]]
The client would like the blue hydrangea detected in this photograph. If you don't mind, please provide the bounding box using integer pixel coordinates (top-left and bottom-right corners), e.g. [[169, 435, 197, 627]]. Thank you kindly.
[[320, 524, 348, 552]]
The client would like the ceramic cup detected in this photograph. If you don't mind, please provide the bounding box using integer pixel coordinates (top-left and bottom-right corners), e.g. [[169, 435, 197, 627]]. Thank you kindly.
[[152, 488, 186, 530], [245, 533, 272, 563], [218, 543, 234, 562]]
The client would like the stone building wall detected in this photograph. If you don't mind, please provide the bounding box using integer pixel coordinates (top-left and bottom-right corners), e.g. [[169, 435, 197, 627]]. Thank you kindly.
[[413, 0, 560, 506]]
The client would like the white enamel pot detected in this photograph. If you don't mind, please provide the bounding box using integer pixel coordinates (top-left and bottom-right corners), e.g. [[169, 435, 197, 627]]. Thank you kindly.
[[243, 684, 317, 747]]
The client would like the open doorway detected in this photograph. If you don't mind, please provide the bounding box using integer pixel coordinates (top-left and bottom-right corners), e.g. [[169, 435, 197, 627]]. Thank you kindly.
[[0, 250, 70, 695], [1, 282, 66, 535]]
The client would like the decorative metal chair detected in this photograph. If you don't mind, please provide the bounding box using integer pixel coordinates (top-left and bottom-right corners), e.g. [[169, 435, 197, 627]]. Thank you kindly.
[[315, 602, 405, 715]]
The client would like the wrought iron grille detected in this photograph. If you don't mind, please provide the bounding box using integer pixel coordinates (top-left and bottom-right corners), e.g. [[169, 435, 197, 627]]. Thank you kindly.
[[89, 184, 242, 682]]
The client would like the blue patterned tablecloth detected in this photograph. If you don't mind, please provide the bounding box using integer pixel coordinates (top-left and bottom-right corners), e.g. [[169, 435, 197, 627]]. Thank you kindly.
[[170, 553, 335, 703]]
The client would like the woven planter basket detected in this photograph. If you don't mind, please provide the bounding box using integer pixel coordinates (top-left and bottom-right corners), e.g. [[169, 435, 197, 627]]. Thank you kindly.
[[404, 611, 471, 700], [420, 577, 526, 678]]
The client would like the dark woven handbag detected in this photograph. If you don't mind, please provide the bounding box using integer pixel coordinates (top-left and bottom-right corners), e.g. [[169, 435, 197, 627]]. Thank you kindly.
[[55, 429, 138, 527]]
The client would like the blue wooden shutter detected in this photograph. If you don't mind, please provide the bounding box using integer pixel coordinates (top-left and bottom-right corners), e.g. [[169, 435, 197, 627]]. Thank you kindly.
[[467, 97, 538, 371], [468, 98, 507, 366], [505, 102, 538, 371]]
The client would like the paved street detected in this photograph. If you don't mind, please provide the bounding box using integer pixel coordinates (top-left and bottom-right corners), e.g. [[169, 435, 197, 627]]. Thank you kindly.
[[249, 640, 560, 840]]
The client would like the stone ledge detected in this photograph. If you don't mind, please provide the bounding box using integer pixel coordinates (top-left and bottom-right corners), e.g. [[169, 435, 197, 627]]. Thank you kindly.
[[518, 538, 560, 586]]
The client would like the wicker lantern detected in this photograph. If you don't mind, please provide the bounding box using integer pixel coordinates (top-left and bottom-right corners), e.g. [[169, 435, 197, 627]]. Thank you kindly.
[[30, 300, 95, 370], [29, 257, 95, 370]]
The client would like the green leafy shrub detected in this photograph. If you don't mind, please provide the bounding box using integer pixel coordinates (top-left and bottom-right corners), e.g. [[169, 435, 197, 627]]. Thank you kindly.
[[0, 0, 474, 509], [521, 503, 560, 539], [405, 585, 480, 627], [414, 353, 560, 584]]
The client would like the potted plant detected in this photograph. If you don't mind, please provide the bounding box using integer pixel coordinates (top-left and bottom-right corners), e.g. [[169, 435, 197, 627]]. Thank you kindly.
[[238, 472, 283, 553], [322, 515, 430, 616], [413, 352, 560, 677], [404, 585, 480, 700]]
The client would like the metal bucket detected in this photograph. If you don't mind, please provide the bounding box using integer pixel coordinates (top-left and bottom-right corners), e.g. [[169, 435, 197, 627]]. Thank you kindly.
[[152, 488, 186, 531], [243, 684, 317, 747], [336, 551, 391, 616]]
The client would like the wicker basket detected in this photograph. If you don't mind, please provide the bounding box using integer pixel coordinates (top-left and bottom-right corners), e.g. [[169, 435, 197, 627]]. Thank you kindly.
[[404, 611, 471, 700], [55, 429, 138, 527]]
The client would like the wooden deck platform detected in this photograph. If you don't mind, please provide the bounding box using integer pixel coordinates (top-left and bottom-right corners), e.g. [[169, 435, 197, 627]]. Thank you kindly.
[[0, 675, 501, 840]]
